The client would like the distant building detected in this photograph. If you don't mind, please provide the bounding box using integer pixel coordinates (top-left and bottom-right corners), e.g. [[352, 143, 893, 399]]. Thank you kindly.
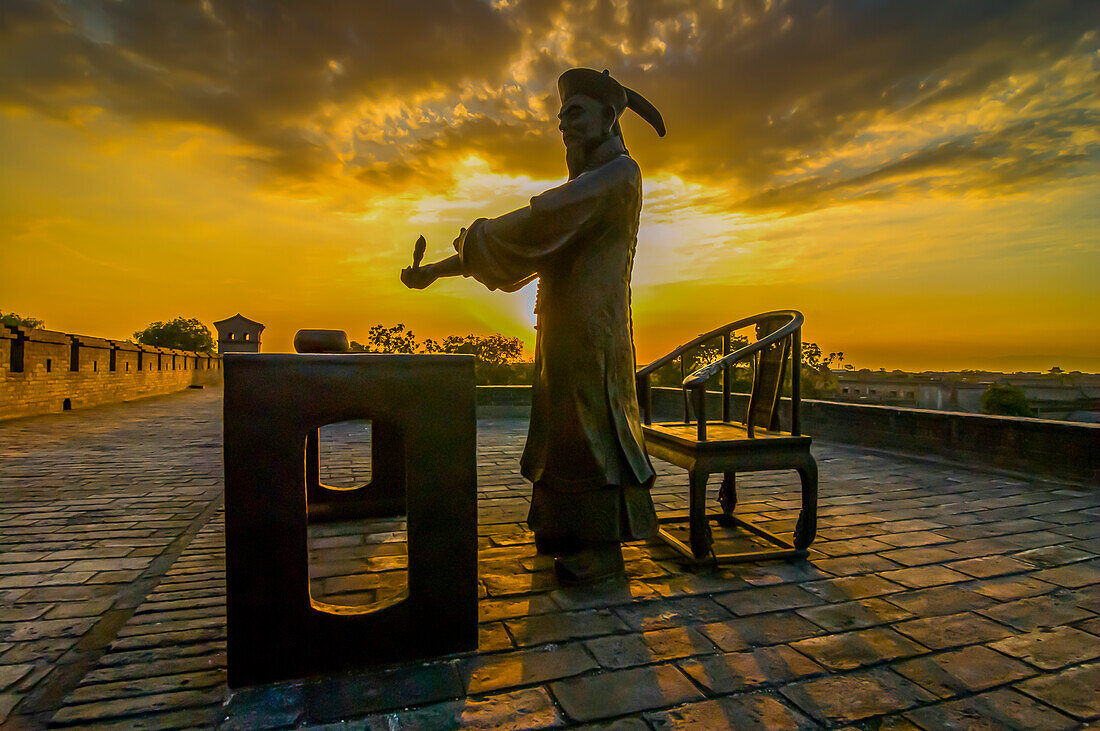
[[213, 314, 264, 354], [836, 374, 921, 406], [833, 370, 1100, 422]]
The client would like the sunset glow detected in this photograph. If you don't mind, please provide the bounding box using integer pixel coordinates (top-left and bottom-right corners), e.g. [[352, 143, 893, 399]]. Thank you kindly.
[[2, 1, 1098, 370]]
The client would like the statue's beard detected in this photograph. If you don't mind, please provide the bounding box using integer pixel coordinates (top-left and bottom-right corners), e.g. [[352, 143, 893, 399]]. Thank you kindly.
[[565, 136, 605, 180]]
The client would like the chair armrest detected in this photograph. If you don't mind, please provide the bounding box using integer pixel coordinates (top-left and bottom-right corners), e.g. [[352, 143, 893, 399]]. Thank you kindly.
[[636, 310, 797, 378]]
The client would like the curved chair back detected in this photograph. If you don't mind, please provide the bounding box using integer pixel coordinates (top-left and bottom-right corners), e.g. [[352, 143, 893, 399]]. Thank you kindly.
[[636, 310, 804, 440], [747, 315, 791, 436]]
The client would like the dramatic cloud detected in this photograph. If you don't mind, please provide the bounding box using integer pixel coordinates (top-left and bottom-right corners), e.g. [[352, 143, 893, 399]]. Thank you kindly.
[[1, 0, 522, 178], [3, 0, 1098, 369], [2, 0, 1097, 209]]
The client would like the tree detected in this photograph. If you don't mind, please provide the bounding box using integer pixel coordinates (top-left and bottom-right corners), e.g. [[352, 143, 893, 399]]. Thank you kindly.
[[422, 333, 527, 384], [350, 325, 530, 384], [350, 325, 524, 361], [801, 342, 824, 370], [981, 384, 1034, 417], [799, 343, 843, 370], [133, 317, 214, 353], [350, 323, 417, 354], [424, 334, 524, 364], [795, 341, 840, 398], [0, 311, 45, 329]]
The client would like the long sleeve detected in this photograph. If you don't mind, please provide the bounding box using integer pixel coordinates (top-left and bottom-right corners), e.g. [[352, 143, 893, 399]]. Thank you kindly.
[[454, 155, 636, 292]]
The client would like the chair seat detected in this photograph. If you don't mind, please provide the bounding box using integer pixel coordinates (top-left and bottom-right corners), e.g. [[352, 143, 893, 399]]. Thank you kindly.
[[641, 420, 818, 563], [643, 421, 812, 451]]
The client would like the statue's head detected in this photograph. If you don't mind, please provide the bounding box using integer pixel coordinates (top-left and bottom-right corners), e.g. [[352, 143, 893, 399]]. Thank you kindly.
[[558, 93, 617, 153], [556, 68, 665, 168], [558, 67, 660, 179]]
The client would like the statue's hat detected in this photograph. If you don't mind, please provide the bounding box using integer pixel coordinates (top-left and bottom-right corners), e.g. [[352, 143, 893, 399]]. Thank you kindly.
[[557, 68, 665, 137]]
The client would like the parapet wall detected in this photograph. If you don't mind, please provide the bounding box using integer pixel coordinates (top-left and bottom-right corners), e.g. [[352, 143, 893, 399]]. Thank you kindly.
[[476, 385, 534, 418], [469, 385, 1098, 486], [1, 325, 222, 420], [648, 387, 1098, 486]]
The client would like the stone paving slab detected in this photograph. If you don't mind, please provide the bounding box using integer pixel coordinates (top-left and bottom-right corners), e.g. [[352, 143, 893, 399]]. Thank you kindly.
[[1, 390, 224, 729], [0, 388, 1098, 729]]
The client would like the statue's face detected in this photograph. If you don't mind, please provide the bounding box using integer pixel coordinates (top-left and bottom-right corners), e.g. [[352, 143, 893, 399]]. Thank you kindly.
[[558, 95, 613, 149]]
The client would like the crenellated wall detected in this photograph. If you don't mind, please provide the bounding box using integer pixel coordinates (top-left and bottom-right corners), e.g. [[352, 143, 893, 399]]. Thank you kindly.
[[1, 325, 222, 420]]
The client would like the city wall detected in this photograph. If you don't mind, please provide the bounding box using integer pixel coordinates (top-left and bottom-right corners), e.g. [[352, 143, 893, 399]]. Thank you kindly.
[[1, 325, 222, 420], [473, 385, 1098, 486], [4, 353, 1093, 484]]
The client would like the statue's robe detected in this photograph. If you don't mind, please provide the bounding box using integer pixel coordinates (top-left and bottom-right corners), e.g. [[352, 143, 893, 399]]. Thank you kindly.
[[455, 136, 657, 543]]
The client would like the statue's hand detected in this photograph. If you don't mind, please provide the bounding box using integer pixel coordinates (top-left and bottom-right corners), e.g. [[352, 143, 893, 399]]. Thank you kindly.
[[401, 264, 437, 290]]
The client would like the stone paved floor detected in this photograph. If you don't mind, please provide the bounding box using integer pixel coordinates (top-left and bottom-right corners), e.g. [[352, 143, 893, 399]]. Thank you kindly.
[[1, 388, 1099, 729]]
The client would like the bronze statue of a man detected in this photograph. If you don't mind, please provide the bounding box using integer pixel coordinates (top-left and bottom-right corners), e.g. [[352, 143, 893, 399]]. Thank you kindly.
[[402, 68, 665, 584]]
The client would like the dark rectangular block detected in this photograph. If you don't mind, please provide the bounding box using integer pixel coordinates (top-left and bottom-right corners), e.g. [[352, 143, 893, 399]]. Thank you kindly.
[[223, 353, 478, 687]]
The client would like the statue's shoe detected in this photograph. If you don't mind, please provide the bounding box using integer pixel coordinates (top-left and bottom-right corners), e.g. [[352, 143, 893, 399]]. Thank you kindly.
[[554, 545, 625, 586]]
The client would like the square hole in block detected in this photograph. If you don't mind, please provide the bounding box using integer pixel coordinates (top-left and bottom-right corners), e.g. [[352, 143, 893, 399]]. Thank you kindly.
[[318, 419, 372, 487], [308, 516, 408, 613], [307, 420, 406, 613]]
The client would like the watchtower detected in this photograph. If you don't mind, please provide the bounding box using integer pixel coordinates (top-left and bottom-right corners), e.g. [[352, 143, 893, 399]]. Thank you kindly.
[[214, 314, 264, 354]]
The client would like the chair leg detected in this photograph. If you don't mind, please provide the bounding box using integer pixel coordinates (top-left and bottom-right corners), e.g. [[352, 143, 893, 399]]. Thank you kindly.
[[718, 472, 737, 522], [688, 469, 713, 559], [793, 455, 818, 550], [717, 470, 734, 510]]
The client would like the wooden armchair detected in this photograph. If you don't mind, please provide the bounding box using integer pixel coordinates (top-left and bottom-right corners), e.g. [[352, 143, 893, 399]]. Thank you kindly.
[[636, 310, 818, 563]]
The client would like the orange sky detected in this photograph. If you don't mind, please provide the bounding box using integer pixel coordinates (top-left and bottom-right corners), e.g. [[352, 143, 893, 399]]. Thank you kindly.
[[2, 1, 1098, 371]]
